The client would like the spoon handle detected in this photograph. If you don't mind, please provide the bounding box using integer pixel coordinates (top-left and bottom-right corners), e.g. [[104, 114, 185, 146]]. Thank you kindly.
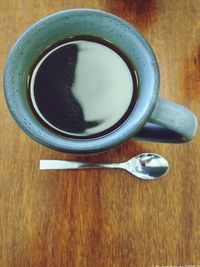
[[40, 160, 121, 170]]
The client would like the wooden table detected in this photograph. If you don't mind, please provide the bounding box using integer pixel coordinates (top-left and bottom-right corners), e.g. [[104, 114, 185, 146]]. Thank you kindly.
[[0, 1, 200, 266]]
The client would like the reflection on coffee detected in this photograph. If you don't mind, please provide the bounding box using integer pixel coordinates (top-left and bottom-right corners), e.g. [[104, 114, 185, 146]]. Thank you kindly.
[[29, 37, 138, 138]]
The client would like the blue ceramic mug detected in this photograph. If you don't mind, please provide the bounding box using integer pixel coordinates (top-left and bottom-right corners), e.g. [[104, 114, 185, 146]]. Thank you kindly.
[[4, 9, 197, 154]]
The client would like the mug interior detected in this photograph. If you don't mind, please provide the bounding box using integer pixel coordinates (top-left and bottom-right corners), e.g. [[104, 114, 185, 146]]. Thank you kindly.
[[4, 9, 159, 153]]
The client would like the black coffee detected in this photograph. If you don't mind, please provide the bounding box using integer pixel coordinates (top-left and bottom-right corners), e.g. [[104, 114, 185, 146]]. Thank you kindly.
[[29, 37, 138, 138]]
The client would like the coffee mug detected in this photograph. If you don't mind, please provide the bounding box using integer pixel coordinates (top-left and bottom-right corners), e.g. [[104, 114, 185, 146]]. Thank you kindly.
[[4, 9, 197, 154]]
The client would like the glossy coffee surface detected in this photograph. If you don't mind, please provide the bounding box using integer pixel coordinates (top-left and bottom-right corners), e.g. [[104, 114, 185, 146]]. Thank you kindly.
[[30, 39, 138, 138]]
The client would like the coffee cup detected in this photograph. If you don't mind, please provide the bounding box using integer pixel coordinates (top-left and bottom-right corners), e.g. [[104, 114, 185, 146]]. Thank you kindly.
[[4, 9, 197, 154]]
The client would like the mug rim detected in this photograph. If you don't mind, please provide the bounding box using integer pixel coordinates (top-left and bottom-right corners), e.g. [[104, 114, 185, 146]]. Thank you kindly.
[[4, 9, 160, 154]]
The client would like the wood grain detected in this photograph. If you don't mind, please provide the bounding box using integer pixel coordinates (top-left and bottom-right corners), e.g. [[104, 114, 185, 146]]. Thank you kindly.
[[0, 1, 200, 266]]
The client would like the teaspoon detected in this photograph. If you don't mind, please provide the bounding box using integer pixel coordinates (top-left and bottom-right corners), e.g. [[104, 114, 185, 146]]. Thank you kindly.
[[40, 153, 169, 180]]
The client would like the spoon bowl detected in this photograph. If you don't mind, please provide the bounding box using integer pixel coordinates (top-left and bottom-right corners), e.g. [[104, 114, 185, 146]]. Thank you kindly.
[[121, 153, 169, 179]]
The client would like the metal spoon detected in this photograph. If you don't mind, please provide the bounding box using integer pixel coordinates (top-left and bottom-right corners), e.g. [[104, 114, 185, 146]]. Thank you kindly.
[[40, 153, 169, 180]]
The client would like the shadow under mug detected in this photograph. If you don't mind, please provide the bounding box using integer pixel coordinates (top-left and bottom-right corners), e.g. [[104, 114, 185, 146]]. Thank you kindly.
[[4, 9, 198, 154]]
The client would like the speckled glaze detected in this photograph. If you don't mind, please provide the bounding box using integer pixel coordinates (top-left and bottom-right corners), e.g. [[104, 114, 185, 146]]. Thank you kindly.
[[4, 9, 197, 154]]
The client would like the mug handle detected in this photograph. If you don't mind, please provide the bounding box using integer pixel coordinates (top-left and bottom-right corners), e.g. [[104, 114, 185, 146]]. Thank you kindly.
[[133, 98, 198, 143]]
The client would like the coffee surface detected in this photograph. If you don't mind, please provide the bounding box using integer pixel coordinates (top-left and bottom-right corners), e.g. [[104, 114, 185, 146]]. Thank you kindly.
[[29, 38, 138, 138]]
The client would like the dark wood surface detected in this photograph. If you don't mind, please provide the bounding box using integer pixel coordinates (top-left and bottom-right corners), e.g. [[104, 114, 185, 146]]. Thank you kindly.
[[1, 1, 200, 266]]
